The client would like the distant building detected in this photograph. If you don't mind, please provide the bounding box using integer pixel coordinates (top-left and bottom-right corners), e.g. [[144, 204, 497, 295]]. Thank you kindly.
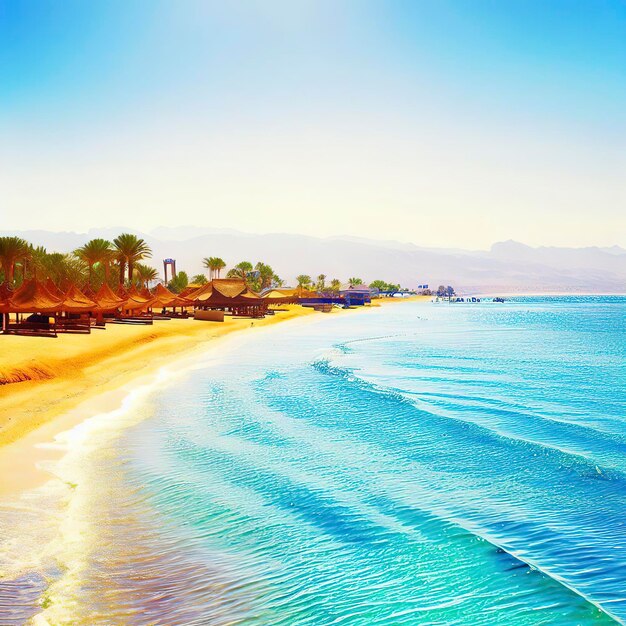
[[339, 284, 372, 306], [163, 258, 177, 283]]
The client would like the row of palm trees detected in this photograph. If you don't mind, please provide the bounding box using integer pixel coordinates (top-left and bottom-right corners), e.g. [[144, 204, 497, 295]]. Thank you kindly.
[[295, 275, 366, 292], [221, 261, 283, 292], [1, 234, 386, 294], [0, 235, 283, 292], [0, 234, 154, 290], [0, 236, 30, 285], [202, 257, 226, 280], [75, 234, 153, 286]]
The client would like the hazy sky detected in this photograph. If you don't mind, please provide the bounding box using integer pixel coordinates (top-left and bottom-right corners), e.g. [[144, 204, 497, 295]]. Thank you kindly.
[[1, 0, 625, 249]]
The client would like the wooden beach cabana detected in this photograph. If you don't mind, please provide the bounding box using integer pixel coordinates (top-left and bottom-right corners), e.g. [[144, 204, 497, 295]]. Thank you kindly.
[[339, 285, 372, 306], [114, 285, 156, 324], [57, 283, 98, 333], [1, 279, 63, 337], [151, 283, 193, 318], [263, 288, 300, 306], [193, 279, 267, 318], [294, 287, 345, 312], [92, 283, 127, 312], [89, 283, 126, 325], [0, 279, 102, 335], [178, 285, 202, 300]]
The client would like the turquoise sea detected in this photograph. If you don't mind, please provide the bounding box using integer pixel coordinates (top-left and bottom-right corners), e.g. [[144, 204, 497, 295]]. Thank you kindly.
[[2, 297, 626, 625]]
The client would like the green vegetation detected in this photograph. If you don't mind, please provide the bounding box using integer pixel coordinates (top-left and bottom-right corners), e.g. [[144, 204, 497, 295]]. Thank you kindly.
[[369, 280, 400, 293], [329, 278, 341, 293], [168, 271, 189, 293], [296, 274, 312, 289], [203, 256, 226, 279], [1, 235, 409, 299], [227, 261, 253, 280], [113, 234, 152, 285], [134, 263, 159, 287], [0, 236, 30, 285], [75, 238, 114, 288], [191, 274, 208, 285]]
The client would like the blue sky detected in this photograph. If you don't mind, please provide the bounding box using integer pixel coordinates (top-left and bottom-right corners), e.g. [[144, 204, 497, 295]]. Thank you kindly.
[[1, 0, 625, 248]]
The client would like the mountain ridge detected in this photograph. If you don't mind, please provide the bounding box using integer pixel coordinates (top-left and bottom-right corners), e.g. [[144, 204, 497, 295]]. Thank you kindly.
[[3, 228, 625, 294]]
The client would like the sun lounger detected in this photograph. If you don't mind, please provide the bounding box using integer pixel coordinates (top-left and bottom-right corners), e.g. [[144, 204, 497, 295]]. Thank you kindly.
[[56, 315, 92, 334], [110, 315, 154, 325], [4, 320, 58, 338]]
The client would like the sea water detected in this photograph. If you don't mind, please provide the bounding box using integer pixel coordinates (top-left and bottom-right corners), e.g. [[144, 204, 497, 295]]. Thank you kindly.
[[4, 297, 626, 624]]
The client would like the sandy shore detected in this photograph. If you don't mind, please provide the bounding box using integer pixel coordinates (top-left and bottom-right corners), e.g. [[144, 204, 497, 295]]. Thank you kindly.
[[0, 306, 320, 496], [0, 297, 424, 494], [0, 306, 316, 447]]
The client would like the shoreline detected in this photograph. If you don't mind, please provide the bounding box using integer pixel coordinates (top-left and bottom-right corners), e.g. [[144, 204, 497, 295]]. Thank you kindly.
[[0, 297, 422, 496], [0, 307, 315, 497], [0, 306, 333, 443]]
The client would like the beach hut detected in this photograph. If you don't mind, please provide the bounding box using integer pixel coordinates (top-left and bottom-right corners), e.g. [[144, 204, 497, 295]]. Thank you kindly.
[[178, 285, 202, 300], [2, 279, 64, 336], [93, 283, 127, 313], [291, 286, 344, 312], [151, 283, 193, 318], [262, 288, 300, 305], [116, 285, 156, 323], [45, 277, 65, 299], [193, 279, 267, 318], [57, 284, 98, 333], [339, 285, 372, 306], [89, 283, 127, 325]]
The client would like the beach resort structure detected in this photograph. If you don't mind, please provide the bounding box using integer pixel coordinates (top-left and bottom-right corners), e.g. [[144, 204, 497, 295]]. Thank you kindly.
[[340, 284, 373, 306], [1, 276, 381, 338], [189, 278, 267, 319]]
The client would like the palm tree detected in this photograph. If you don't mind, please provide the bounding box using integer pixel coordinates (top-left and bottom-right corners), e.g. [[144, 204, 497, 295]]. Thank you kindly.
[[227, 261, 253, 280], [203, 256, 226, 280], [134, 263, 159, 288], [369, 280, 389, 291], [113, 233, 152, 285], [26, 245, 48, 281], [348, 277, 363, 286], [28, 249, 87, 289], [57, 254, 88, 289], [296, 274, 312, 289], [316, 274, 326, 291], [213, 258, 226, 278], [255, 262, 275, 290], [330, 278, 341, 293], [202, 257, 213, 279], [75, 238, 114, 287], [0, 236, 31, 285], [168, 270, 189, 293], [191, 274, 208, 285]]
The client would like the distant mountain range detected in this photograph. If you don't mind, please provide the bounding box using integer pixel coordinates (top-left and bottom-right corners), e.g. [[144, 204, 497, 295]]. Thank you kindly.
[[3, 228, 625, 294]]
